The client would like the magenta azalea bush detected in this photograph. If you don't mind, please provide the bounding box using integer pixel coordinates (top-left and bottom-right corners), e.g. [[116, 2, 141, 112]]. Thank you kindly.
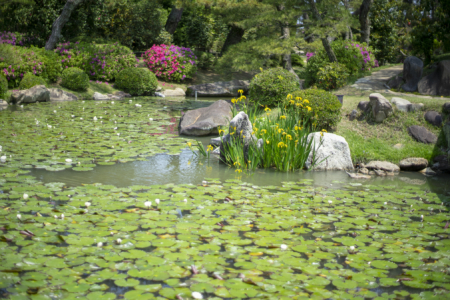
[[0, 31, 37, 47], [55, 41, 137, 81], [142, 44, 197, 82]]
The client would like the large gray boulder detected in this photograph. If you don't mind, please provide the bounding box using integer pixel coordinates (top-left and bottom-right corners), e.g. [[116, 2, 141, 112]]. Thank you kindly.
[[443, 102, 450, 113], [402, 56, 423, 92], [369, 93, 393, 122], [93, 92, 110, 100], [391, 97, 411, 112], [219, 111, 262, 163], [10, 85, 50, 104], [399, 157, 428, 171], [408, 125, 437, 144], [179, 100, 232, 136], [357, 101, 370, 112], [387, 75, 404, 89], [407, 103, 424, 112], [418, 60, 450, 96], [49, 88, 78, 101], [305, 132, 354, 171], [424, 111, 443, 127], [186, 80, 250, 97], [364, 161, 400, 172]]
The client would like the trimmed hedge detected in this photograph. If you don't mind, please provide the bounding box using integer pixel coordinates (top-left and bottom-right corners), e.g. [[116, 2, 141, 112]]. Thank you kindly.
[[61, 67, 89, 91], [249, 68, 299, 106], [290, 89, 342, 130], [115, 67, 157, 96], [19, 73, 47, 90]]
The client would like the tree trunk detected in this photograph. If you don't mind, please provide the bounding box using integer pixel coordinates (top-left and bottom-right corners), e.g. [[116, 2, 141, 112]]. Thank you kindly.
[[45, 0, 84, 50], [276, 5, 300, 82], [310, 0, 338, 63], [165, 6, 183, 35], [359, 0, 373, 46], [220, 25, 245, 55]]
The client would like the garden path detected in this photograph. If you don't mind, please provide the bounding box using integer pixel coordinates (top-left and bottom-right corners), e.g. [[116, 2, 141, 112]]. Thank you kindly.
[[350, 65, 403, 91]]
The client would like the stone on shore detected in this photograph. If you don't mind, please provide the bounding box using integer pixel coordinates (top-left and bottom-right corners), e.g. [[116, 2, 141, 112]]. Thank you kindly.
[[407, 103, 424, 112], [49, 88, 78, 101], [399, 157, 428, 171], [179, 100, 232, 136], [364, 161, 400, 172], [347, 172, 371, 179], [348, 109, 358, 121], [391, 97, 411, 112], [10, 85, 50, 104], [186, 80, 250, 97], [369, 93, 393, 122], [443, 102, 450, 113], [402, 56, 423, 92], [163, 88, 186, 97], [357, 101, 370, 112], [305, 132, 354, 171], [418, 60, 450, 96], [93, 92, 110, 101], [424, 111, 443, 127], [407, 125, 437, 144]]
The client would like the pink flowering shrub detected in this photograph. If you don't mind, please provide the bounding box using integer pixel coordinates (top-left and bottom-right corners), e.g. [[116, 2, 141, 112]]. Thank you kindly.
[[142, 44, 197, 82], [0, 31, 37, 47], [55, 41, 136, 81]]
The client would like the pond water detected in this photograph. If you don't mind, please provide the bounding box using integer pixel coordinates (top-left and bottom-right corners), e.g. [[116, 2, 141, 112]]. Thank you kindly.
[[0, 96, 450, 300]]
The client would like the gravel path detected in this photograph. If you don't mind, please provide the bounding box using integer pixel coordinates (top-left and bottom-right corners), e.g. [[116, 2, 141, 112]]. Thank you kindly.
[[350, 65, 403, 91]]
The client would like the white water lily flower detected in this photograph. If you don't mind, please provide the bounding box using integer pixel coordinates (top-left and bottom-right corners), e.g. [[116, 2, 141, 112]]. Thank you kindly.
[[85, 202, 91, 208], [280, 244, 288, 250], [17, 214, 21, 220], [149, 118, 153, 121], [328, 200, 332, 204], [47, 124, 52, 129], [349, 246, 355, 251], [111, 101, 114, 104], [192, 292, 203, 299], [97, 242, 103, 247], [183, 199, 187, 203], [80, 118, 83, 120], [1, 155, 6, 162], [155, 199, 160, 205], [202, 181, 207, 185], [53, 110, 57, 113], [116, 238, 122, 244], [23, 193, 29, 200], [421, 215, 424, 221], [20, 105, 23, 108], [61, 214, 64, 219], [117, 133, 120, 136], [114, 127, 117, 130], [129, 100, 132, 102], [54, 215, 58, 219], [144, 201, 152, 208], [93, 116, 97, 121], [82, 101, 85, 103], [65, 159, 72, 163], [135, 104, 142, 108], [384, 202, 387, 205], [71, 115, 75, 118]]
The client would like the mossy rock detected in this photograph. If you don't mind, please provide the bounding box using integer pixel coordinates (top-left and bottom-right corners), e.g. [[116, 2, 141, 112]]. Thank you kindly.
[[19, 73, 47, 90], [249, 67, 299, 106], [115, 67, 157, 96], [61, 67, 89, 91]]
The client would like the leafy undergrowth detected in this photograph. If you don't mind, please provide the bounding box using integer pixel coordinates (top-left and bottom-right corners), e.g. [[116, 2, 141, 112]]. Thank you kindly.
[[335, 93, 447, 164], [0, 178, 449, 299], [0, 100, 191, 171]]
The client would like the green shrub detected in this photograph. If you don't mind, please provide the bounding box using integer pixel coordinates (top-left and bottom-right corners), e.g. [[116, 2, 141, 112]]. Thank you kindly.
[[0, 75, 7, 97], [316, 62, 349, 91], [194, 51, 217, 69], [115, 67, 157, 96], [19, 73, 47, 90], [61, 67, 89, 91], [289, 89, 342, 130], [249, 68, 299, 106], [291, 53, 304, 67]]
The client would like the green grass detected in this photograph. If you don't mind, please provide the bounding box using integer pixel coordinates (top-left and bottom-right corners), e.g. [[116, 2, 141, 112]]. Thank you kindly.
[[335, 93, 448, 164]]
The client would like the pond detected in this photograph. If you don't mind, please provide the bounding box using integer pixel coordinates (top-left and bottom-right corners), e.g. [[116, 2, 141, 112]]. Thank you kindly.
[[0, 97, 450, 300]]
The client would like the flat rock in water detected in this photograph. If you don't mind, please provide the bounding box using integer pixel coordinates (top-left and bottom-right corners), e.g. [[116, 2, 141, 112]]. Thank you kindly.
[[419, 167, 436, 175], [357, 101, 370, 112], [443, 102, 450, 113], [364, 161, 400, 172], [374, 169, 387, 176], [407, 103, 424, 112], [178, 100, 232, 136], [210, 137, 222, 146], [433, 155, 450, 173], [402, 56, 423, 92], [418, 60, 450, 96], [10, 85, 50, 104], [49, 88, 78, 101], [163, 88, 186, 97], [399, 157, 428, 171], [346, 172, 371, 179], [408, 125, 437, 144], [0, 99, 7, 106], [391, 97, 411, 112], [369, 93, 393, 122], [93, 92, 110, 100], [114, 91, 132, 99], [305, 132, 354, 171], [424, 111, 443, 127], [358, 167, 369, 174], [186, 80, 250, 97]]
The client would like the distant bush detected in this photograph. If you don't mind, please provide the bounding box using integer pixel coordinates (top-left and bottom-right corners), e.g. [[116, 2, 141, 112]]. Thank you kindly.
[[194, 50, 217, 69], [19, 73, 46, 90], [289, 89, 342, 130], [115, 67, 157, 96], [0, 75, 7, 97], [249, 67, 299, 106], [315, 62, 349, 91], [142, 44, 197, 82], [55, 41, 137, 81], [61, 67, 89, 91], [291, 53, 304, 67]]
